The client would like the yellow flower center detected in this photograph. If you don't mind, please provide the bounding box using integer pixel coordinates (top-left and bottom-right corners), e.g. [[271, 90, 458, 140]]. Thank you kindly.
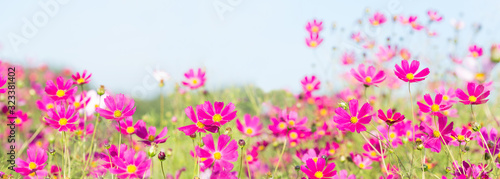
[[312, 26, 319, 33], [431, 104, 440, 112], [29, 162, 37, 170], [76, 130, 83, 136], [359, 163, 365, 169], [320, 109, 327, 116], [314, 171, 324, 178], [290, 132, 298, 139], [312, 157, 319, 163], [306, 84, 313, 91], [290, 141, 297, 147], [77, 78, 85, 84], [469, 96, 477, 102], [406, 73, 414, 80], [372, 21, 380, 25], [213, 152, 222, 160], [192, 79, 198, 85], [114, 110, 122, 118], [56, 90, 66, 97], [389, 132, 396, 139], [350, 117, 358, 123], [246, 155, 253, 162], [310, 41, 318, 47], [475, 73, 486, 82], [148, 135, 155, 142], [29, 172, 36, 176], [73, 102, 81, 108], [126, 127, 135, 134], [443, 95, 450, 101], [433, 130, 441, 138], [387, 118, 394, 122], [126, 165, 137, 173], [329, 149, 335, 155], [212, 114, 222, 122], [444, 110, 450, 116], [371, 151, 377, 157], [91, 161, 97, 168], [59, 118, 68, 126], [245, 128, 254, 135], [278, 122, 286, 129], [457, 135, 465, 141], [318, 130, 325, 135], [472, 52, 479, 58], [365, 76, 372, 83], [46, 103, 54, 109], [15, 118, 21, 124], [196, 121, 205, 128], [288, 120, 295, 126]]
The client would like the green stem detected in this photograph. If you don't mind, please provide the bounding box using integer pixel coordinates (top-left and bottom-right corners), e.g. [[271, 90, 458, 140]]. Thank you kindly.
[[161, 161, 166, 178], [238, 147, 244, 178], [273, 130, 289, 177]]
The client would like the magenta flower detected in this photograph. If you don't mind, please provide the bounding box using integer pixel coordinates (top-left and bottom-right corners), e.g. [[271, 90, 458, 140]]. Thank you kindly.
[[236, 114, 263, 137], [333, 99, 372, 133], [116, 117, 144, 135], [110, 149, 151, 178], [408, 16, 424, 30], [102, 144, 128, 169], [14, 147, 48, 177], [306, 33, 323, 48], [377, 108, 405, 126], [375, 45, 396, 62], [417, 94, 452, 116], [0, 75, 7, 93], [333, 170, 356, 179], [369, 12, 386, 26], [46, 104, 79, 131], [44, 76, 77, 101], [72, 70, 92, 85], [399, 48, 411, 60], [182, 68, 206, 89], [280, 109, 309, 131], [198, 101, 237, 127], [36, 95, 55, 112], [353, 154, 372, 169], [469, 45, 483, 58], [178, 105, 219, 136], [68, 92, 90, 111], [427, 10, 442, 22], [451, 127, 472, 145], [195, 134, 238, 172], [419, 116, 454, 153], [435, 86, 457, 105], [341, 51, 356, 65], [11, 110, 29, 126], [455, 82, 490, 105], [135, 125, 169, 145], [350, 64, 386, 86], [306, 19, 323, 34], [351, 32, 363, 42], [477, 127, 500, 155], [96, 94, 136, 121], [394, 60, 430, 83], [301, 75, 321, 92], [300, 158, 336, 179]]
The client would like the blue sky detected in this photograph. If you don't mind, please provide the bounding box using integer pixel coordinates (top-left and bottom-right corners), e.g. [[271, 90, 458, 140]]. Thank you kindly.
[[1, 0, 500, 98]]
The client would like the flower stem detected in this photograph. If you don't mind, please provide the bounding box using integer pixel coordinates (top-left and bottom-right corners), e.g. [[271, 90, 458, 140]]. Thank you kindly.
[[118, 121, 122, 156], [160, 161, 166, 178], [17, 125, 44, 157], [273, 130, 289, 177], [82, 95, 102, 176], [408, 82, 417, 178], [238, 147, 244, 178]]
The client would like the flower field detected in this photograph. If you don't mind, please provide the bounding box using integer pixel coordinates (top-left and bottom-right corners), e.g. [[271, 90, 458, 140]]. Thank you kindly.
[[1, 8, 500, 179]]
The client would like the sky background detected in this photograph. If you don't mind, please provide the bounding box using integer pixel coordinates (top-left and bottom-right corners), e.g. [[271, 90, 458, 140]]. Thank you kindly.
[[1, 0, 500, 98]]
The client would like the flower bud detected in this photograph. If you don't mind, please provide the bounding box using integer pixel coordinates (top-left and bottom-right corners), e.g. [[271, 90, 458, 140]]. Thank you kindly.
[[97, 85, 105, 96], [158, 151, 166, 161], [224, 127, 232, 135], [485, 153, 492, 160], [294, 165, 300, 171], [104, 143, 111, 149], [338, 102, 348, 110], [238, 139, 246, 147], [171, 116, 177, 123], [166, 148, 173, 157], [402, 137, 409, 144], [148, 144, 158, 157], [445, 167, 452, 173], [423, 164, 429, 171], [416, 144, 424, 150], [159, 80, 165, 87], [472, 122, 481, 132], [48, 148, 56, 155], [189, 133, 197, 139], [464, 145, 470, 152], [339, 155, 346, 162]]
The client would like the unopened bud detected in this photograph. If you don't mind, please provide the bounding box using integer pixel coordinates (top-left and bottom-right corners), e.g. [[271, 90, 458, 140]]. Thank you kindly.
[[472, 122, 481, 132], [464, 145, 470, 152], [339, 155, 346, 162], [104, 143, 111, 149], [445, 167, 452, 173], [485, 153, 492, 160], [97, 85, 105, 96], [48, 148, 56, 155], [423, 164, 429, 171], [238, 139, 246, 147], [294, 165, 300, 171], [224, 127, 232, 135], [158, 151, 166, 161], [189, 133, 197, 139], [416, 144, 424, 150], [338, 102, 348, 110]]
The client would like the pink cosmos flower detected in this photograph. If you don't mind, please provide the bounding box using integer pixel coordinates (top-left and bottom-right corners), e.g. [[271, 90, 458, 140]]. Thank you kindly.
[[455, 82, 490, 105], [408, 16, 424, 30], [369, 12, 386, 26], [46, 104, 79, 131], [353, 154, 372, 169], [435, 86, 457, 105], [350, 64, 386, 86], [197, 101, 237, 127], [341, 51, 356, 65], [306, 19, 323, 34], [377, 108, 405, 126], [68, 92, 91, 111], [178, 105, 219, 136], [195, 134, 238, 172], [49, 165, 61, 178], [324, 142, 339, 158], [116, 117, 144, 135], [394, 60, 430, 83], [306, 33, 323, 48], [314, 122, 332, 139], [419, 116, 454, 153], [36, 95, 56, 112], [300, 158, 336, 179], [376, 45, 396, 62], [14, 147, 48, 177], [96, 94, 136, 121], [11, 110, 29, 126], [281, 109, 309, 131], [236, 114, 263, 137], [450, 127, 472, 146], [301, 75, 321, 92], [334, 99, 372, 133], [477, 127, 500, 155], [0, 75, 7, 93], [399, 48, 411, 60], [102, 144, 128, 169], [245, 146, 259, 165], [351, 32, 363, 42], [72, 70, 92, 85], [109, 149, 151, 178], [44, 76, 77, 101], [75, 118, 94, 139], [427, 10, 442, 22], [135, 125, 169, 145], [377, 126, 403, 148], [417, 94, 452, 116], [182, 68, 206, 89], [298, 148, 327, 163], [333, 170, 356, 179], [469, 45, 483, 58]]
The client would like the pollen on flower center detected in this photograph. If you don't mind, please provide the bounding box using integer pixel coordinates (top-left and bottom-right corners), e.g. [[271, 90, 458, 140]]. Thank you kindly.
[[371, 151, 377, 157], [15, 118, 21, 124], [28, 162, 37, 170], [472, 52, 479, 58], [314, 171, 324, 178], [246, 155, 253, 161], [46, 103, 54, 109], [350, 116, 358, 123], [443, 95, 450, 101], [406, 73, 415, 80], [469, 96, 477, 102], [59, 118, 68, 126], [457, 135, 465, 141], [77, 78, 85, 84], [372, 21, 379, 25], [196, 121, 205, 128], [126, 165, 137, 173], [290, 132, 298, 139], [288, 120, 295, 126], [389, 132, 396, 139], [320, 109, 327, 116], [359, 163, 365, 169], [329, 149, 335, 155], [114, 110, 122, 118], [310, 41, 318, 47], [365, 76, 372, 83], [431, 104, 440, 112], [318, 130, 325, 135], [148, 135, 155, 142], [245, 128, 254, 135], [312, 26, 319, 33], [306, 84, 313, 91], [278, 122, 286, 129], [433, 130, 441, 138], [126, 127, 135, 134], [212, 114, 222, 122], [56, 90, 66, 97], [192, 78, 198, 85], [312, 157, 319, 163], [74, 102, 81, 108], [213, 152, 222, 160]]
